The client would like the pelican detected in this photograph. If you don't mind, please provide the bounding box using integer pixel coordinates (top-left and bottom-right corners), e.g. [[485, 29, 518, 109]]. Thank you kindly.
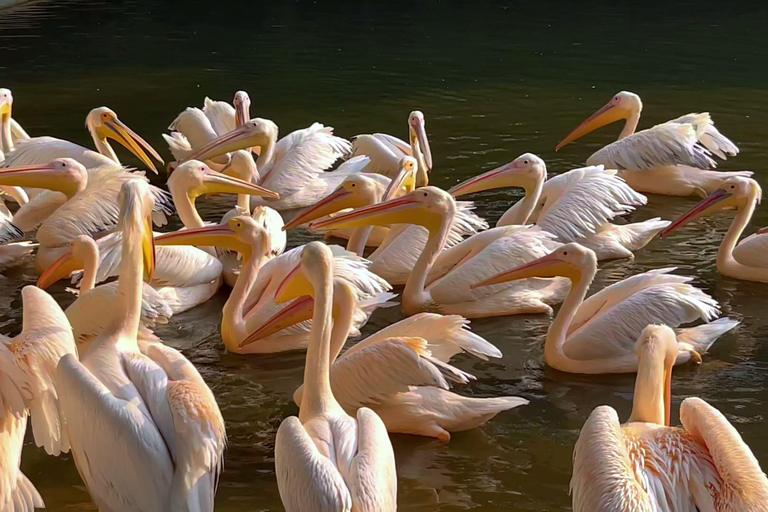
[[0, 158, 173, 273], [0, 186, 35, 271], [572, 324, 768, 510], [556, 91, 750, 197], [449, 153, 670, 260], [37, 234, 173, 354], [0, 88, 30, 155], [472, 243, 737, 374], [350, 110, 432, 185], [273, 241, 397, 511], [55, 180, 226, 512], [154, 216, 393, 353], [284, 160, 488, 284], [2, 106, 164, 173], [309, 186, 568, 318], [246, 274, 528, 441], [0, 285, 76, 511], [182, 117, 354, 211], [660, 176, 768, 283]]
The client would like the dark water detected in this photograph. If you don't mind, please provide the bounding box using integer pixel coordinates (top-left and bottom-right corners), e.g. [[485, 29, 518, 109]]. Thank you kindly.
[[2, 0, 768, 510]]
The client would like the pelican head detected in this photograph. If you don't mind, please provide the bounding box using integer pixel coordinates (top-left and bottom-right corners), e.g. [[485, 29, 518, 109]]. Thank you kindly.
[[283, 174, 386, 231], [660, 177, 762, 238], [86, 107, 164, 173], [556, 91, 643, 150], [118, 180, 157, 282], [275, 241, 332, 305], [185, 117, 278, 164], [308, 186, 453, 234], [449, 153, 546, 197], [471, 242, 595, 288], [168, 160, 278, 201], [0, 89, 12, 120], [221, 150, 260, 183], [154, 215, 268, 261], [408, 110, 432, 171], [628, 324, 679, 426], [37, 235, 98, 289], [233, 91, 251, 127], [0, 158, 88, 197]]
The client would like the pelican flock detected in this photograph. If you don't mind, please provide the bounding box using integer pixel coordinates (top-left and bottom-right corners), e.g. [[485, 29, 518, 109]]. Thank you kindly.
[[0, 84, 765, 512]]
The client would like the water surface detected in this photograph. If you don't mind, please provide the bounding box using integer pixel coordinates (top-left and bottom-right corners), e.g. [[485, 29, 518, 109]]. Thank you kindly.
[[2, 1, 768, 510]]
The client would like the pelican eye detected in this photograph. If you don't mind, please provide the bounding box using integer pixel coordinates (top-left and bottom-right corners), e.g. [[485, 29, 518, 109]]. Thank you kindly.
[[351, 183, 355, 187], [563, 251, 568, 255], [423, 192, 428, 197], [523, 160, 529, 164]]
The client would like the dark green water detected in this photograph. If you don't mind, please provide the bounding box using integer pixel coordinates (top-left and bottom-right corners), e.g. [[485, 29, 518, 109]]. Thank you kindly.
[[2, 0, 768, 510]]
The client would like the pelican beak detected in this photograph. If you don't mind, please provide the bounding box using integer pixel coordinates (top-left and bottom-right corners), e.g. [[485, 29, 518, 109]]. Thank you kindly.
[[283, 187, 356, 231], [143, 215, 156, 282], [448, 163, 516, 197], [383, 166, 415, 200], [101, 116, 164, 173], [234, 96, 250, 128], [37, 249, 81, 289], [471, 252, 569, 289], [0, 162, 72, 193], [0, 97, 11, 120], [239, 295, 314, 348], [309, 193, 435, 232], [556, 102, 627, 151], [274, 262, 313, 305], [659, 188, 733, 238], [200, 169, 279, 199], [184, 123, 270, 163], [154, 223, 250, 257], [410, 115, 432, 171]]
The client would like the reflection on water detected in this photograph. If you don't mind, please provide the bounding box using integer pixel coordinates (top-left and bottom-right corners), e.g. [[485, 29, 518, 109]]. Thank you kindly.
[[3, 0, 768, 510]]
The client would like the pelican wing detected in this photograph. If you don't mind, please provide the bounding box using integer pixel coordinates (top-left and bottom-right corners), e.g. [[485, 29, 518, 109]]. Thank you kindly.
[[668, 113, 739, 160], [586, 123, 717, 171], [261, 124, 351, 199], [275, 416, 353, 512], [372, 133, 412, 156], [536, 166, 646, 241], [349, 134, 401, 177], [202, 97, 236, 136], [732, 232, 768, 269], [1, 136, 114, 169], [166, 108, 218, 155], [680, 397, 768, 508], [566, 282, 720, 361], [348, 313, 500, 361], [348, 408, 397, 511], [55, 354, 174, 512], [571, 406, 654, 512]]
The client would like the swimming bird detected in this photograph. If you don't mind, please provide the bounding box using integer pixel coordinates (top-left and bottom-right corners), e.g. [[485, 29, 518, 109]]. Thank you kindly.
[[556, 91, 750, 197], [154, 216, 393, 353], [309, 186, 568, 318], [247, 273, 527, 441], [273, 241, 397, 511], [55, 180, 226, 512], [350, 110, 432, 186], [0, 88, 30, 155], [472, 243, 737, 374], [572, 324, 768, 510], [0, 285, 76, 511], [449, 153, 669, 260], [661, 176, 768, 283], [2, 106, 163, 173]]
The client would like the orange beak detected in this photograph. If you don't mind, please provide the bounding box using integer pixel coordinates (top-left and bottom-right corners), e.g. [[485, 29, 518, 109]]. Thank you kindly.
[[239, 294, 314, 348], [659, 188, 732, 238], [556, 102, 625, 151]]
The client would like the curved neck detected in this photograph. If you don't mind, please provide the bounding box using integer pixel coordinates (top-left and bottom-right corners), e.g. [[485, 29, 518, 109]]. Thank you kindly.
[[347, 227, 373, 256], [410, 131, 429, 187], [498, 177, 545, 227], [222, 243, 266, 351], [299, 265, 341, 421], [403, 211, 455, 313], [618, 110, 641, 140], [718, 198, 767, 280], [1, 115, 13, 153], [169, 185, 204, 229], [79, 246, 99, 294], [545, 267, 595, 369], [92, 134, 120, 164], [237, 194, 251, 214], [255, 138, 276, 182], [329, 281, 356, 364], [628, 357, 666, 424]]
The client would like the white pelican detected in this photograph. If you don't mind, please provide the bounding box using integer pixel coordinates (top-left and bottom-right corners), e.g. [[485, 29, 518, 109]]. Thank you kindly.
[[556, 91, 751, 197], [0, 285, 76, 511], [449, 153, 670, 260], [283, 160, 488, 284], [182, 117, 354, 211], [350, 110, 432, 185], [273, 241, 397, 511], [0, 158, 173, 273], [55, 180, 226, 512], [572, 324, 768, 510], [154, 216, 393, 353], [37, 234, 173, 354], [2, 106, 164, 173], [0, 186, 35, 271], [660, 176, 768, 283], [309, 187, 568, 318], [472, 243, 737, 374], [247, 274, 528, 441], [0, 88, 30, 154]]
